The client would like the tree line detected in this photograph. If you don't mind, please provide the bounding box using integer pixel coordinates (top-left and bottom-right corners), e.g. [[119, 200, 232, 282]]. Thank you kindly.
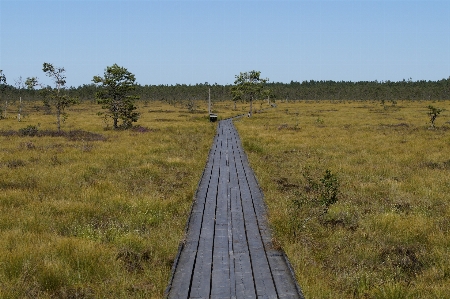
[[1, 65, 449, 130], [270, 78, 450, 102], [2, 77, 450, 104], [75, 77, 450, 103]]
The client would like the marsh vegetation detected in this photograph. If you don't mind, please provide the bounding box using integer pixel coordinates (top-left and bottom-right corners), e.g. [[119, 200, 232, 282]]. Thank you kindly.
[[235, 99, 450, 298], [0, 97, 449, 298], [0, 100, 220, 298]]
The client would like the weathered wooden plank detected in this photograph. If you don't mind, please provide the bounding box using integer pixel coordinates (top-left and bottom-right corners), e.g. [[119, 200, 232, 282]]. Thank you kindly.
[[183, 211, 203, 251], [189, 239, 213, 298], [231, 199, 256, 297], [229, 144, 256, 294], [234, 252, 257, 299], [167, 248, 197, 299], [211, 126, 233, 298], [267, 251, 300, 298], [211, 247, 231, 297], [189, 177, 219, 298], [228, 189, 237, 299]]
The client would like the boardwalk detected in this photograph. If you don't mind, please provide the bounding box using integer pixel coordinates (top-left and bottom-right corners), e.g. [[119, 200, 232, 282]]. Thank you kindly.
[[166, 119, 304, 299]]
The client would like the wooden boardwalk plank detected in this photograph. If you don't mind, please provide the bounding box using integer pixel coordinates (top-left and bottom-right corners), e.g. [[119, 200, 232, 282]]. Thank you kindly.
[[166, 119, 304, 299]]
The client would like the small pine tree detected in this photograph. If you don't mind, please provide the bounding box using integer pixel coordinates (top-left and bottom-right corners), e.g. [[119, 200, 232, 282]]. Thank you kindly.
[[93, 64, 140, 129], [230, 70, 269, 117], [427, 105, 443, 129]]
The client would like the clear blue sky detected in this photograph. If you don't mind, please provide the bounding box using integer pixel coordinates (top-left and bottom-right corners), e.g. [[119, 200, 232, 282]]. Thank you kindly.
[[1, 0, 449, 87]]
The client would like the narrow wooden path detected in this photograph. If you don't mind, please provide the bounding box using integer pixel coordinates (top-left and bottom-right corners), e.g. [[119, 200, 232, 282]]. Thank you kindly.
[[166, 119, 304, 299]]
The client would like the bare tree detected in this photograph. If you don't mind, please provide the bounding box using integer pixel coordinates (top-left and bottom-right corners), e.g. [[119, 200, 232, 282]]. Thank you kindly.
[[14, 76, 25, 122], [0, 70, 6, 119]]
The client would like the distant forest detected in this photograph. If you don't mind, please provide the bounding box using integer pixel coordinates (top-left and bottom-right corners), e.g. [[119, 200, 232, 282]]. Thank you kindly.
[[1, 78, 450, 105]]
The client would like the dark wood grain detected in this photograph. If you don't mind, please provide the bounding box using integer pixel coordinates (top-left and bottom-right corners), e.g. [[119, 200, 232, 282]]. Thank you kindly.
[[166, 119, 304, 299]]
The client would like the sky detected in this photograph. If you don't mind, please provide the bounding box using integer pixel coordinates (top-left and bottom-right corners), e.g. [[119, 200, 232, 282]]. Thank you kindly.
[[1, 0, 450, 87]]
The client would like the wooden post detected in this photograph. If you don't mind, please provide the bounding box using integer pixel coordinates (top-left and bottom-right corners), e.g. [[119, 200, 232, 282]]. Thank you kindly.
[[18, 97, 22, 122], [208, 88, 211, 115]]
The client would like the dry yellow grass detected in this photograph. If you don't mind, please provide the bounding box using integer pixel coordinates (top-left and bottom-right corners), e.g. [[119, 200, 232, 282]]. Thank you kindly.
[[234, 100, 450, 298], [1, 98, 449, 298], [0, 100, 218, 298]]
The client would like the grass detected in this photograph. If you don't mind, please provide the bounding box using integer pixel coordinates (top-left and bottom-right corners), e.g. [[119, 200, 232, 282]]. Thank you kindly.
[[234, 100, 450, 298], [1, 98, 449, 298], [0, 99, 221, 298]]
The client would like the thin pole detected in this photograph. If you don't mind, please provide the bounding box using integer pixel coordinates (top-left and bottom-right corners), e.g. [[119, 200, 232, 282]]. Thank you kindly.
[[208, 88, 211, 114], [18, 97, 22, 121]]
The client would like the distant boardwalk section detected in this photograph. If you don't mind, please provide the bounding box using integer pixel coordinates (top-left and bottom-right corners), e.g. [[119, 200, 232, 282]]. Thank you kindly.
[[166, 119, 304, 299]]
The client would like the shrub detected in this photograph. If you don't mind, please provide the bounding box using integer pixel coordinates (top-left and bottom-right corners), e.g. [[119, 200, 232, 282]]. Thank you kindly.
[[289, 169, 340, 236], [320, 169, 339, 211], [427, 105, 443, 128], [294, 168, 339, 212], [6, 159, 26, 168], [19, 125, 39, 136]]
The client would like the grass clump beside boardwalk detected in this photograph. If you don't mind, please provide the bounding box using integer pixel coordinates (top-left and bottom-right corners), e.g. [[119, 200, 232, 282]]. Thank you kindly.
[[0, 100, 217, 298], [234, 100, 450, 298]]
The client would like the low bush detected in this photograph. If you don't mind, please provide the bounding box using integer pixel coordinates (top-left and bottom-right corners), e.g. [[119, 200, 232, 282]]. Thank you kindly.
[[0, 127, 106, 141], [19, 125, 39, 136]]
